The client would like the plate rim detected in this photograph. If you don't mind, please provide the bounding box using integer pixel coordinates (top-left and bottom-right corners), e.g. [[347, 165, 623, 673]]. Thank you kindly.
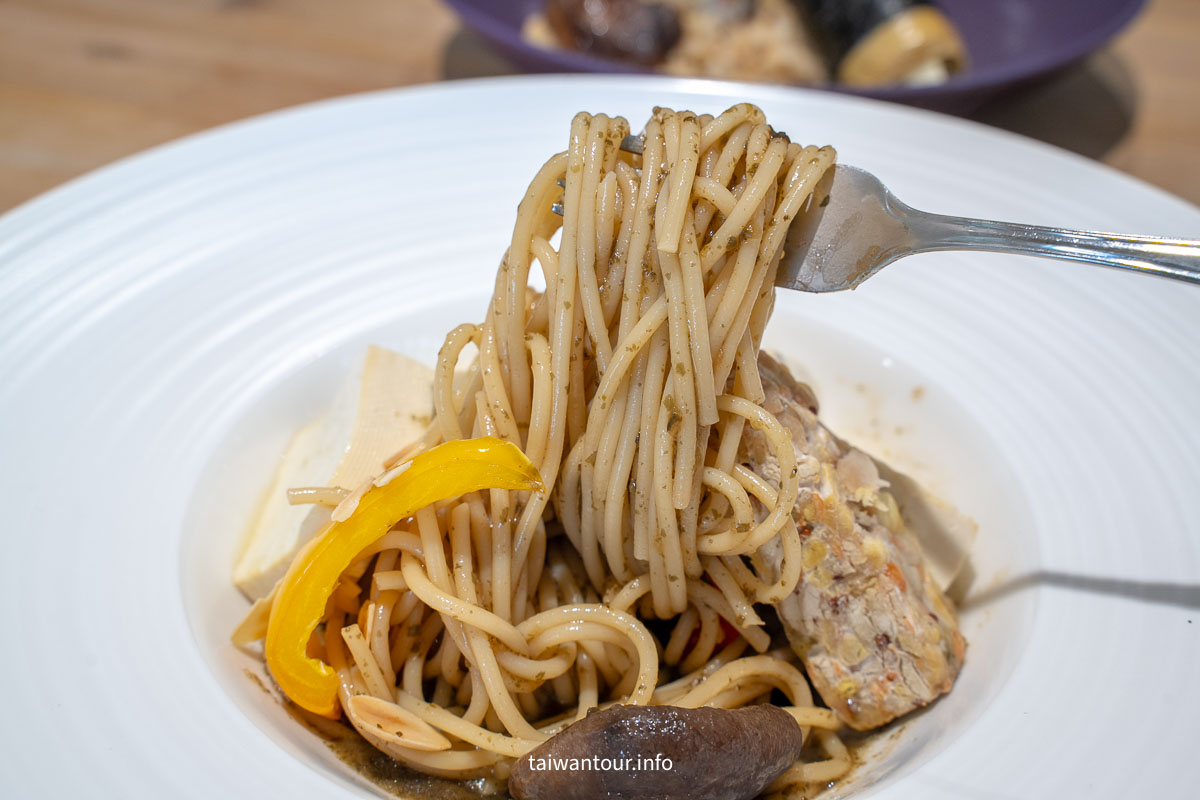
[[2, 72, 1197, 252]]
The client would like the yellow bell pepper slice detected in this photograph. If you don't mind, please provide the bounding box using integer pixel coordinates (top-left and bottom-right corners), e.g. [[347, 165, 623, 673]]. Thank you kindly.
[[265, 436, 543, 718]]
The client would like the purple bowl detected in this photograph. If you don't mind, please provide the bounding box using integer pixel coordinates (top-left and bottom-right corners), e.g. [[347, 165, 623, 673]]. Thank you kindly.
[[442, 0, 1147, 114]]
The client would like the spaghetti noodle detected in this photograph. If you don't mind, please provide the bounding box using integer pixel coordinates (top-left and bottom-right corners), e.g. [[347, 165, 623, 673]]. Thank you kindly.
[[246, 103, 847, 796]]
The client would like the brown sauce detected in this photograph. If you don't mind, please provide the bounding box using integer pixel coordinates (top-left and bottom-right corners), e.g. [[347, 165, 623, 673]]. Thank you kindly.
[[323, 728, 504, 800]]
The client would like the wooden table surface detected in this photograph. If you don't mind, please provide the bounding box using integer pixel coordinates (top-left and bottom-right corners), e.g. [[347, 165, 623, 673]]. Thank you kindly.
[[1, 0, 1197, 212]]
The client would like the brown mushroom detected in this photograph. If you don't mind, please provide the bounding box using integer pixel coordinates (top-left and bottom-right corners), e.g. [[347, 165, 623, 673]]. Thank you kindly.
[[509, 703, 805, 800]]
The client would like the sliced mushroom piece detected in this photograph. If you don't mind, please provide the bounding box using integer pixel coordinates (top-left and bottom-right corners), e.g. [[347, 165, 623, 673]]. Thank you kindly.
[[509, 703, 805, 800]]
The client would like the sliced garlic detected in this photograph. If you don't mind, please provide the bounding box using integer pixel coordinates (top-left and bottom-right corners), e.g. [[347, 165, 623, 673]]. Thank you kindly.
[[347, 694, 452, 753]]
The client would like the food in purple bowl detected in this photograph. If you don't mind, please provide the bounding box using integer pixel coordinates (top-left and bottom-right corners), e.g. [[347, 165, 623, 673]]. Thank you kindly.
[[443, 0, 1147, 113], [523, 1, 968, 88]]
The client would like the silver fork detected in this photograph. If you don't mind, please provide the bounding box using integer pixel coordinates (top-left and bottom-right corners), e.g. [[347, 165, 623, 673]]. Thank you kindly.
[[555, 135, 1200, 293], [779, 164, 1200, 292]]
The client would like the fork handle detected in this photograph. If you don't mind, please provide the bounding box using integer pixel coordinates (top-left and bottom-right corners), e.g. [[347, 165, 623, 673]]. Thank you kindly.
[[901, 208, 1200, 286]]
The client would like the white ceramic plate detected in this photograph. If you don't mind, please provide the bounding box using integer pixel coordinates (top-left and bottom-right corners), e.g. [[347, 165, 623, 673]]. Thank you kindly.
[[2, 76, 1198, 799]]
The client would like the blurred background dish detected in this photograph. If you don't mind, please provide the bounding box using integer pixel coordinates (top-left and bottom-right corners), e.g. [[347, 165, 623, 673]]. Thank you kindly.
[[522, 0, 969, 90], [445, 0, 1147, 112]]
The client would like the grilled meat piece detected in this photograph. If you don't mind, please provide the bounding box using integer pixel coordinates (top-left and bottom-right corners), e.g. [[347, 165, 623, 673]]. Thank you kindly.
[[744, 352, 966, 730]]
